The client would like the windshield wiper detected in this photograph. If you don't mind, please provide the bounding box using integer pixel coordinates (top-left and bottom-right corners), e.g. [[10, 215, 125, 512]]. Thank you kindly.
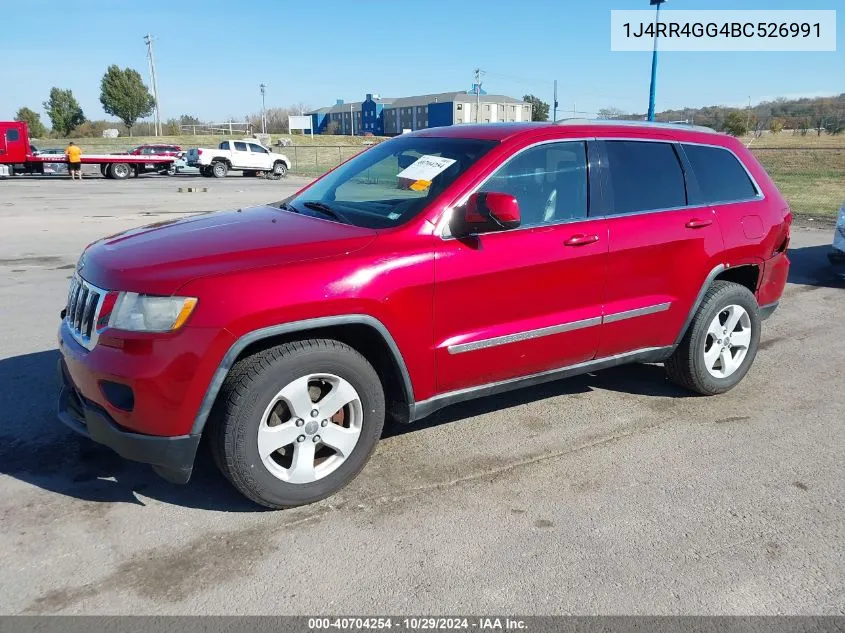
[[302, 201, 351, 224]]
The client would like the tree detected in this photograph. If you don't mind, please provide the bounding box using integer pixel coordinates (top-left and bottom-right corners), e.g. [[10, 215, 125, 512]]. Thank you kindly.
[[597, 107, 631, 120], [722, 111, 748, 136], [14, 107, 47, 138], [99, 65, 156, 136], [324, 120, 340, 135], [43, 88, 85, 136], [179, 114, 202, 126], [523, 94, 550, 121], [769, 117, 785, 134]]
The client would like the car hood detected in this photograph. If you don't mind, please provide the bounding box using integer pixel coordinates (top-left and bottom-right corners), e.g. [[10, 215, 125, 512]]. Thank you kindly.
[[79, 205, 378, 295]]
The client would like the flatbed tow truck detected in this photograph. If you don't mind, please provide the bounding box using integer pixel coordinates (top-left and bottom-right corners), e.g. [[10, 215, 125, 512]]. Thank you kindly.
[[0, 121, 175, 179]]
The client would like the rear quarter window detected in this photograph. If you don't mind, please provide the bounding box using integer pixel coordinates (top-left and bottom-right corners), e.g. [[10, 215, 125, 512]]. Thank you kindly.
[[683, 144, 758, 203]]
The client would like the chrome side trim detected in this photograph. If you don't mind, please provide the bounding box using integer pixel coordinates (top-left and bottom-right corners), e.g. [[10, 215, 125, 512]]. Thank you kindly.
[[603, 301, 671, 324], [411, 345, 674, 422], [447, 301, 671, 355], [190, 314, 414, 435], [447, 316, 601, 355]]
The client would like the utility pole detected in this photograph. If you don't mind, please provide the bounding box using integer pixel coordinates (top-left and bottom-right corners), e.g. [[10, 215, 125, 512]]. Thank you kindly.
[[144, 34, 162, 136], [746, 95, 752, 135], [260, 83, 267, 134], [350, 103, 354, 136], [647, 0, 667, 122], [553, 80, 559, 122], [473, 67, 484, 123]]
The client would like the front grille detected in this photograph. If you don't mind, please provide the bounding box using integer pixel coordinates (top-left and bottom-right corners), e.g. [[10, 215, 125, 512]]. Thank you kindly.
[[65, 275, 106, 350]]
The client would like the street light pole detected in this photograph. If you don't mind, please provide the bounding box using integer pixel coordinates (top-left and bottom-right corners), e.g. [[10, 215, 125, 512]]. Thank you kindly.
[[259, 83, 267, 134], [647, 0, 666, 122]]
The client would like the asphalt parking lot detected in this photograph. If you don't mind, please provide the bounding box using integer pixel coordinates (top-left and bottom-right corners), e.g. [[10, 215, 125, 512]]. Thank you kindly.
[[0, 174, 843, 615]]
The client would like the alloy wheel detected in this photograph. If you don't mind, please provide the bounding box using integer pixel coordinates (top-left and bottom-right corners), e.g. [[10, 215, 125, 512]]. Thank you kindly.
[[703, 304, 752, 378], [257, 373, 362, 484]]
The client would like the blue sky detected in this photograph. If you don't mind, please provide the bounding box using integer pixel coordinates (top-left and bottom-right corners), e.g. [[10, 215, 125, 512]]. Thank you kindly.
[[0, 0, 842, 124]]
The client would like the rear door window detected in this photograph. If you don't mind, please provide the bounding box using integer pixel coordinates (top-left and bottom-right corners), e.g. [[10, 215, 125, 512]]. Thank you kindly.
[[603, 141, 687, 215], [220, 141, 230, 150], [682, 144, 758, 203], [234, 142, 248, 151]]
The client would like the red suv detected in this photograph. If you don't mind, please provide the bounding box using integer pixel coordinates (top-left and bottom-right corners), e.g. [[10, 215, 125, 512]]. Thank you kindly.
[[58, 121, 791, 508], [126, 144, 183, 157]]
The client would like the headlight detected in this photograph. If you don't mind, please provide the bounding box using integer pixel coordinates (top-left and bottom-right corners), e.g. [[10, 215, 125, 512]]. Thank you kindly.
[[108, 292, 198, 332]]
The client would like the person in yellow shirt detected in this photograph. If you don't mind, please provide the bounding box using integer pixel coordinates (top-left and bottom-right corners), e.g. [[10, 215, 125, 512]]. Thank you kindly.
[[65, 141, 83, 180]]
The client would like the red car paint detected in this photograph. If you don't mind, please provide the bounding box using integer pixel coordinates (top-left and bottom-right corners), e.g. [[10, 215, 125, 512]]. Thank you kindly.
[[57, 121, 790, 474]]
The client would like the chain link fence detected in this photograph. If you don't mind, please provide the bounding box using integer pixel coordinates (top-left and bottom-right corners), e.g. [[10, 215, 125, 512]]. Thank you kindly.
[[750, 148, 844, 217], [284, 144, 379, 177]]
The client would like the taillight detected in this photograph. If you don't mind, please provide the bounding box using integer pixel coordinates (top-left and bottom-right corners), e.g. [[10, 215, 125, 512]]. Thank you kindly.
[[97, 291, 119, 330], [197, 149, 203, 156]]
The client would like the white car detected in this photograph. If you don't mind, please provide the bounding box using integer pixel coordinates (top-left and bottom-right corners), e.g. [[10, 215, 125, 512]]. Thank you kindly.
[[186, 140, 291, 178]]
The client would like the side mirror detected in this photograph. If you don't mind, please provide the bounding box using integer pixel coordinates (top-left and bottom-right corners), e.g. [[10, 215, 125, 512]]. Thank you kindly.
[[452, 192, 521, 236]]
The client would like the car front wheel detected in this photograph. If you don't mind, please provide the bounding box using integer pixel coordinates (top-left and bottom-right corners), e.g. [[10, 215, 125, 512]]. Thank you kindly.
[[209, 339, 385, 509], [666, 281, 761, 395]]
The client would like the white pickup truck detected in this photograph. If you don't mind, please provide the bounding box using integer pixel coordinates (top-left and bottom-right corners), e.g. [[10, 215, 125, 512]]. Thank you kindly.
[[186, 140, 291, 178]]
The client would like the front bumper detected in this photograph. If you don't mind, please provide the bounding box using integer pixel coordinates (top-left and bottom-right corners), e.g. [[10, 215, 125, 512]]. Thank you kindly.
[[58, 358, 201, 483]]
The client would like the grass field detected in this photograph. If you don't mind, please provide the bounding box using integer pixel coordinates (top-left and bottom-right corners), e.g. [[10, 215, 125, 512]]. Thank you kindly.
[[742, 131, 845, 149], [752, 148, 845, 218]]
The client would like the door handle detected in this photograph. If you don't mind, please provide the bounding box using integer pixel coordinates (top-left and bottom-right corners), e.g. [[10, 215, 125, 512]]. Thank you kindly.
[[564, 234, 600, 246], [685, 218, 713, 229]]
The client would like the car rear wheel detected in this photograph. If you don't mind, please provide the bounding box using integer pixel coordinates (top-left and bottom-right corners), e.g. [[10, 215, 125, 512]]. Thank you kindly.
[[211, 161, 228, 178], [209, 339, 385, 509], [665, 281, 761, 395]]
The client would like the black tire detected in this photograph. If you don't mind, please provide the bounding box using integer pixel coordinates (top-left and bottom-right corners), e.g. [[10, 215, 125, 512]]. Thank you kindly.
[[272, 161, 288, 178], [99, 164, 108, 177], [208, 339, 385, 509], [666, 281, 761, 395], [211, 161, 228, 178], [200, 166, 211, 177], [109, 162, 131, 180]]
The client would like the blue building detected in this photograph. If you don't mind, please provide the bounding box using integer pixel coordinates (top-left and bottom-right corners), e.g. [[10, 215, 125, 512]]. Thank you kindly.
[[309, 89, 531, 136]]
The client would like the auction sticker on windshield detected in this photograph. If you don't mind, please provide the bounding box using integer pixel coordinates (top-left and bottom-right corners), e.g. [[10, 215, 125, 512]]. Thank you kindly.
[[397, 155, 457, 183]]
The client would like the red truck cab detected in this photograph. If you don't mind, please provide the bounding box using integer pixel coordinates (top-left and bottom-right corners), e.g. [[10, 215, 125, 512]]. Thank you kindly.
[[57, 121, 791, 508]]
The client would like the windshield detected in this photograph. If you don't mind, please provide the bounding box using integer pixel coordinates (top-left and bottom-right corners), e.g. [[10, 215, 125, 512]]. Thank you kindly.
[[285, 136, 497, 228]]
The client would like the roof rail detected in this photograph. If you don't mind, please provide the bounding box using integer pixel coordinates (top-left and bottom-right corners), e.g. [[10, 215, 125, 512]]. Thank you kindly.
[[554, 118, 718, 134]]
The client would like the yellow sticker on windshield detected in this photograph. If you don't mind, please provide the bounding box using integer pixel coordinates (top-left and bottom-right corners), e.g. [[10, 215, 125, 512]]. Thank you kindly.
[[409, 179, 432, 191]]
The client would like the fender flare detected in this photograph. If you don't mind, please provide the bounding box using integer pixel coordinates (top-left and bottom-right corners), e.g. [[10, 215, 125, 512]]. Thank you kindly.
[[673, 263, 727, 347], [190, 314, 414, 435]]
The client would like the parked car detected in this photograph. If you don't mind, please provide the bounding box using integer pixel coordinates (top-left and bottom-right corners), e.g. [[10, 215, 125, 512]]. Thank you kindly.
[[125, 144, 183, 157], [186, 140, 291, 178], [828, 204, 845, 278], [57, 120, 791, 509]]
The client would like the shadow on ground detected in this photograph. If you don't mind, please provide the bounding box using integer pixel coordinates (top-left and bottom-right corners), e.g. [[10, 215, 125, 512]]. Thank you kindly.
[[787, 244, 845, 288], [0, 349, 258, 512]]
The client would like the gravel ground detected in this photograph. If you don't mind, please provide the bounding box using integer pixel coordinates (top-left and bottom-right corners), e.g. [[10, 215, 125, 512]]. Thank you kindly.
[[0, 175, 842, 615]]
